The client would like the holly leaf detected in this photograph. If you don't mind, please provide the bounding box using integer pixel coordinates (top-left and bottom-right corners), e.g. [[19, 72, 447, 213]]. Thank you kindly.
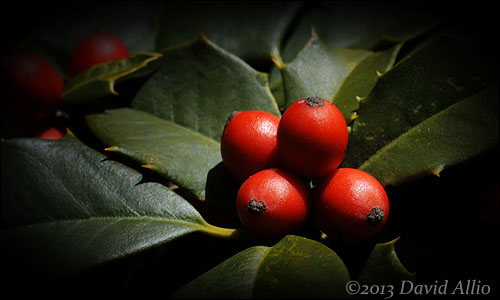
[[342, 32, 499, 186], [358, 237, 415, 285], [359, 86, 499, 186], [1, 133, 237, 276], [86, 108, 222, 201], [132, 34, 280, 142], [277, 33, 372, 110], [155, 2, 301, 63], [173, 235, 351, 299], [332, 43, 402, 123], [270, 2, 438, 111], [62, 52, 163, 105], [11, 2, 164, 84], [281, 2, 442, 59]]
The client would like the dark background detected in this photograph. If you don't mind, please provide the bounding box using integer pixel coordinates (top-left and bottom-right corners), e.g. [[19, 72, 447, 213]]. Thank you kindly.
[[1, 1, 498, 298]]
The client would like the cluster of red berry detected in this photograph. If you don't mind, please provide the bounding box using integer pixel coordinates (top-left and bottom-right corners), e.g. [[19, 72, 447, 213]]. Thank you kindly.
[[221, 97, 389, 243], [3, 32, 129, 139]]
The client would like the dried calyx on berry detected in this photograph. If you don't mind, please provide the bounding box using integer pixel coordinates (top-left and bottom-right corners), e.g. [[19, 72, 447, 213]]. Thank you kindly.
[[247, 199, 266, 216], [367, 207, 385, 226], [236, 168, 310, 239], [312, 168, 389, 243], [304, 96, 325, 107]]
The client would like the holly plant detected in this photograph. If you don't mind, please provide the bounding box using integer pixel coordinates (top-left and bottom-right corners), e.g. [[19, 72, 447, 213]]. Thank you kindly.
[[1, 2, 498, 298]]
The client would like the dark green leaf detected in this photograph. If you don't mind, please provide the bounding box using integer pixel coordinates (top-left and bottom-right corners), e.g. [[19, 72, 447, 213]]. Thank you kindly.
[[176, 246, 268, 299], [270, 2, 441, 110], [333, 43, 402, 123], [155, 2, 301, 63], [132, 35, 280, 141], [269, 65, 287, 111], [359, 86, 499, 186], [281, 2, 442, 60], [278, 34, 371, 109], [85, 108, 221, 200], [62, 52, 163, 105], [271, 41, 401, 115], [252, 235, 351, 299], [343, 32, 498, 185], [174, 235, 351, 299], [358, 237, 415, 285], [1, 133, 236, 276]]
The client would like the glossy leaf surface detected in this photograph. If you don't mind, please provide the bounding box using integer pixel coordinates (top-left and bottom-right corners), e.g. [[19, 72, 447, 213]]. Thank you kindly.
[[174, 235, 351, 299], [1, 133, 231, 276]]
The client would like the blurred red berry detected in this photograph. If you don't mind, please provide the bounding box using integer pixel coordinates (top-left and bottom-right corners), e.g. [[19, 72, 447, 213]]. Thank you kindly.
[[68, 32, 130, 79], [35, 127, 65, 140], [3, 52, 64, 126]]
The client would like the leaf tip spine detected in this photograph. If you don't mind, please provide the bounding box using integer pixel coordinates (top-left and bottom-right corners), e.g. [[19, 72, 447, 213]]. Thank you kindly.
[[355, 96, 365, 103], [431, 164, 445, 177], [271, 50, 285, 70], [104, 146, 119, 152], [142, 164, 156, 171], [310, 25, 319, 40], [349, 113, 359, 123], [386, 236, 401, 246], [199, 28, 209, 42], [109, 80, 118, 95], [376, 70, 384, 78], [65, 128, 75, 137]]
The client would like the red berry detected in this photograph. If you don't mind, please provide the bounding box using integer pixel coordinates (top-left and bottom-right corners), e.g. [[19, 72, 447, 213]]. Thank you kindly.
[[236, 168, 310, 238], [4, 52, 64, 125], [312, 168, 389, 243], [68, 32, 130, 79], [277, 97, 348, 178], [221, 110, 281, 182], [35, 127, 65, 140]]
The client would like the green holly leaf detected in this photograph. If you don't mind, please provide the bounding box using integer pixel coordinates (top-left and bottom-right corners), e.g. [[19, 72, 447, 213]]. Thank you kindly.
[[1, 133, 238, 276], [342, 32, 499, 186], [155, 2, 301, 63], [132, 34, 280, 142], [277, 33, 372, 110], [86, 108, 221, 201], [281, 2, 442, 59], [269, 2, 438, 111], [332, 43, 402, 123], [275, 32, 402, 120], [173, 235, 351, 299], [62, 52, 163, 105], [358, 237, 415, 285], [12, 2, 164, 84], [359, 87, 499, 186]]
